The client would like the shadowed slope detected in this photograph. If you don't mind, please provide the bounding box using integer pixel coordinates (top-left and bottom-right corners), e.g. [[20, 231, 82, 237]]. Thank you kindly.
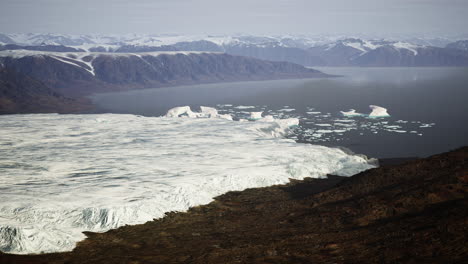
[[1, 147, 466, 263]]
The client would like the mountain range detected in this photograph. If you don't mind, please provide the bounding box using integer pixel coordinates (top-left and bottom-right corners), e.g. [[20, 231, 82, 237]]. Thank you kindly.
[[1, 33, 468, 114], [0, 50, 328, 114], [1, 33, 468, 67]]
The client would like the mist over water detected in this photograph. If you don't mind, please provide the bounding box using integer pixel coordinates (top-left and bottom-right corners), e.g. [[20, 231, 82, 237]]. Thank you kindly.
[[92, 67, 468, 158]]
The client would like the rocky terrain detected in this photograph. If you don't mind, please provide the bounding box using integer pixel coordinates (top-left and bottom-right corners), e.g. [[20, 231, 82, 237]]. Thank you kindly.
[[1, 147, 466, 263], [0, 67, 91, 114], [446, 40, 468, 51]]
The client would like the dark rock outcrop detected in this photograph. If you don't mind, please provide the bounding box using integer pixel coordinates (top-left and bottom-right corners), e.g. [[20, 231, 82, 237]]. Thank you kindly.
[[0, 67, 91, 114], [225, 44, 326, 66], [1, 147, 466, 263]]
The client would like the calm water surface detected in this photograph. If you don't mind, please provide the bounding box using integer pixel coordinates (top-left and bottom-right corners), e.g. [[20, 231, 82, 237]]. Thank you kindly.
[[92, 67, 468, 158]]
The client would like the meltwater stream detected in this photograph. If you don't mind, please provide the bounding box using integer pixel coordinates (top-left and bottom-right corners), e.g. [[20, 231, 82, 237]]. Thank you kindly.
[[0, 113, 375, 254]]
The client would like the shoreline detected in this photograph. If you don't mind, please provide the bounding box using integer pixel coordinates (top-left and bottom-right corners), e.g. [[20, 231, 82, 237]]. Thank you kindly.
[[1, 147, 466, 263]]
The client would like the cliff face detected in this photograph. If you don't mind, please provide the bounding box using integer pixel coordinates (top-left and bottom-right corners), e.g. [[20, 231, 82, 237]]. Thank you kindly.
[[1, 147, 466, 263], [0, 51, 327, 97]]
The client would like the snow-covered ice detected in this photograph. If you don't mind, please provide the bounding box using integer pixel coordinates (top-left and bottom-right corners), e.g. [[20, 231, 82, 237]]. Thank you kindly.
[[0, 112, 376, 254], [249, 112, 263, 120]]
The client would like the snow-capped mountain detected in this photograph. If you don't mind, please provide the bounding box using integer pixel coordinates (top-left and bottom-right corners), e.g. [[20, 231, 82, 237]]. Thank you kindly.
[[1, 33, 468, 66]]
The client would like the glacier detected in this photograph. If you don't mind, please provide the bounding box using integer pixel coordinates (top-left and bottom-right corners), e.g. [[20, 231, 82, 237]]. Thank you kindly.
[[0, 112, 376, 254]]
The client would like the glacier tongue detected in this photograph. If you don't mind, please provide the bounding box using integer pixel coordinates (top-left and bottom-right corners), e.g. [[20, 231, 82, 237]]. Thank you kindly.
[[0, 113, 375, 254]]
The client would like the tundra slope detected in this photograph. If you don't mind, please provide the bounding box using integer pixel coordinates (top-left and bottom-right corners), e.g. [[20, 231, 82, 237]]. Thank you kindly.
[[1, 147, 466, 263]]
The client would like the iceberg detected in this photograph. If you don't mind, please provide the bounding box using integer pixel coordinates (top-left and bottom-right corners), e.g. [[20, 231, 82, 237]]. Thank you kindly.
[[340, 106, 389, 118], [199, 106, 218, 118], [368, 105, 390, 118], [165, 106, 232, 120], [164, 106, 198, 118]]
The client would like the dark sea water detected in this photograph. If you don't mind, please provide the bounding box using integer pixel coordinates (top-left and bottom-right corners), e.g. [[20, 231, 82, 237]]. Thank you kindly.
[[91, 67, 468, 159]]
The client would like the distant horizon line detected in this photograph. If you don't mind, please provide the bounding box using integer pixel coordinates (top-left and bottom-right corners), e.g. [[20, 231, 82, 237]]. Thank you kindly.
[[2, 32, 468, 39]]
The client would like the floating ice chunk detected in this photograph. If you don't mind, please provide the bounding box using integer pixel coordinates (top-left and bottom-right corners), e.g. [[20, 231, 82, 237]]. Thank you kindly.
[[384, 125, 401, 129], [332, 129, 347, 133], [306, 111, 321, 115], [200, 106, 218, 117], [419, 123, 435, 128], [165, 106, 198, 118], [278, 108, 295, 112], [340, 109, 364, 117], [368, 105, 390, 118], [234, 105, 255, 109], [335, 119, 355, 123], [165, 106, 230, 120]]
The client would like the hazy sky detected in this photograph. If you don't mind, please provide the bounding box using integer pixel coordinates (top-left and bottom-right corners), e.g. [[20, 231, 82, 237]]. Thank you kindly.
[[1, 0, 467, 36]]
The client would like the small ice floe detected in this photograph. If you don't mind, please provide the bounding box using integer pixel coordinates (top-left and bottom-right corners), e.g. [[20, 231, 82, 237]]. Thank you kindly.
[[420, 123, 435, 128], [278, 108, 295, 112], [368, 105, 390, 118], [234, 105, 255, 109], [199, 106, 218, 118], [306, 111, 321, 115], [335, 119, 355, 123], [340, 109, 364, 117], [384, 125, 402, 129]]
